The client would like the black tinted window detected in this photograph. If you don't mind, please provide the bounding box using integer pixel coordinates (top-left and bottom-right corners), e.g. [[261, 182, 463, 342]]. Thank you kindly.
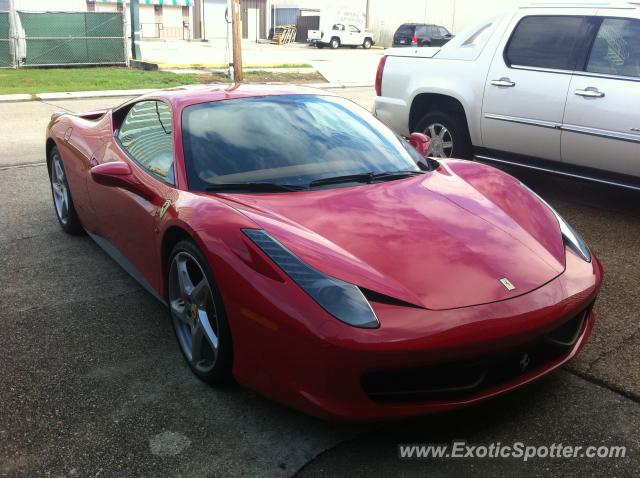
[[587, 18, 640, 78], [415, 26, 427, 36], [506, 16, 587, 70], [438, 27, 449, 36], [118, 101, 174, 184], [182, 95, 423, 191], [396, 24, 415, 35]]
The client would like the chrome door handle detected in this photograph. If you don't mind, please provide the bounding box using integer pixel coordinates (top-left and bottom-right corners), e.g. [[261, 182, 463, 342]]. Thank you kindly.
[[491, 78, 516, 87], [575, 87, 605, 98]]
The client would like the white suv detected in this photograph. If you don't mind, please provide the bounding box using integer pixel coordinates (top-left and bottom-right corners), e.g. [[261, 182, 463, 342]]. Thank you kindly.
[[374, 3, 640, 190]]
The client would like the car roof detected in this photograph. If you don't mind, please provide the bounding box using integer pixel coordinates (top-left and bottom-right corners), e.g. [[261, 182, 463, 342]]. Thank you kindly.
[[125, 83, 336, 111]]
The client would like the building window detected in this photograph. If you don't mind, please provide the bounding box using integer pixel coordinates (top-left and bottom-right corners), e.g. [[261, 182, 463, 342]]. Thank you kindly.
[[86, 1, 95, 12]]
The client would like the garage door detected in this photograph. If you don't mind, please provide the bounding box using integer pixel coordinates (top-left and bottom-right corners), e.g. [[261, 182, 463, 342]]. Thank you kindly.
[[203, 0, 228, 39]]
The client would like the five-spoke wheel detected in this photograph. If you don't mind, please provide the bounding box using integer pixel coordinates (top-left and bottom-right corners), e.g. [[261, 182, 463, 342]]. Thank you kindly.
[[168, 241, 232, 383], [49, 146, 82, 234]]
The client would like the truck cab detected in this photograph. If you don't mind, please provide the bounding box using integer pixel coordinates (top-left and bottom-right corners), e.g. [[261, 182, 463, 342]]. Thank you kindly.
[[308, 23, 375, 49]]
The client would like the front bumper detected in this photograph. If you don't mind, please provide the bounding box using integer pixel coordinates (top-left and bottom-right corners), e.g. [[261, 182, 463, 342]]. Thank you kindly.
[[217, 240, 603, 421]]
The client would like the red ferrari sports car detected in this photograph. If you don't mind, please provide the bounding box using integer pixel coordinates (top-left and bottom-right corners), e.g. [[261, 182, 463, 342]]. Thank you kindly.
[[46, 84, 603, 420]]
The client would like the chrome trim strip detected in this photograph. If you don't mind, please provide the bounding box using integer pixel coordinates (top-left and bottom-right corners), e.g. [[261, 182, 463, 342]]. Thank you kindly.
[[510, 64, 574, 75], [573, 70, 640, 83], [474, 154, 640, 192], [88, 232, 168, 307], [484, 114, 640, 143], [484, 113, 561, 129], [562, 124, 640, 143]]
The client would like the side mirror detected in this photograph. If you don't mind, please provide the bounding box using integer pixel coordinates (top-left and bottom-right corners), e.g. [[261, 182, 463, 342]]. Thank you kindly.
[[91, 161, 155, 201], [409, 132, 432, 157]]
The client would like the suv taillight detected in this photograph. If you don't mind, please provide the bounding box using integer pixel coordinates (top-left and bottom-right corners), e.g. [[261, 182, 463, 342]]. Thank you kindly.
[[411, 35, 418, 46], [375, 55, 387, 97]]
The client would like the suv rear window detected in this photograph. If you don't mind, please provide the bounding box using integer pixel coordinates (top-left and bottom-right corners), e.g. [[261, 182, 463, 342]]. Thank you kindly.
[[396, 24, 415, 36], [586, 18, 640, 78], [505, 16, 587, 70]]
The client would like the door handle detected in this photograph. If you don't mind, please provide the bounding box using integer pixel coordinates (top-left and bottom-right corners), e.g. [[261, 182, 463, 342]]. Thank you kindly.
[[575, 87, 605, 98], [491, 78, 516, 87]]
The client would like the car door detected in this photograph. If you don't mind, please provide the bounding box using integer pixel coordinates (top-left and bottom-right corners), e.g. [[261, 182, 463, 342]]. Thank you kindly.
[[437, 26, 453, 45], [347, 25, 362, 45], [429, 26, 446, 46], [561, 15, 640, 178], [481, 12, 596, 162], [88, 100, 178, 293]]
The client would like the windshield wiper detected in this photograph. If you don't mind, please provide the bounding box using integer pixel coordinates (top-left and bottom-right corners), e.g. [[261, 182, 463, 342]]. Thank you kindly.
[[205, 182, 306, 193], [308, 170, 425, 188]]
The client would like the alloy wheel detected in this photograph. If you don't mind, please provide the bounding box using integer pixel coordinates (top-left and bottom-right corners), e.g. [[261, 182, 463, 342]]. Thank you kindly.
[[425, 123, 454, 158], [169, 251, 220, 373], [51, 151, 70, 224]]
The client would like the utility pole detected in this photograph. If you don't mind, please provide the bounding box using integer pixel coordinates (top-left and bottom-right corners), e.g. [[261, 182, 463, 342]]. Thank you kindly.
[[130, 0, 141, 60], [230, 0, 243, 82]]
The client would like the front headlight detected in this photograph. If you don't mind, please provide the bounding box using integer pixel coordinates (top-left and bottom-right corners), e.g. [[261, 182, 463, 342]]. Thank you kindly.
[[243, 229, 380, 329], [521, 183, 591, 262]]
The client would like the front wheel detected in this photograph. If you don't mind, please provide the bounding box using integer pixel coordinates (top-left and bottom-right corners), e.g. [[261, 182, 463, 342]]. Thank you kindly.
[[49, 146, 82, 234], [330, 38, 339, 49], [363, 38, 372, 49], [168, 240, 233, 385], [415, 111, 472, 159]]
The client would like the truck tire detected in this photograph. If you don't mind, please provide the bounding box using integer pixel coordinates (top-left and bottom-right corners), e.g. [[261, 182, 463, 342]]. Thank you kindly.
[[330, 37, 340, 49], [415, 111, 472, 160], [363, 38, 372, 49], [316, 43, 325, 49]]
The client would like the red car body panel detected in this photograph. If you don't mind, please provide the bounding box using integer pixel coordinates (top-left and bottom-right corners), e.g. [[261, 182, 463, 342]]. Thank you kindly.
[[46, 84, 603, 420]]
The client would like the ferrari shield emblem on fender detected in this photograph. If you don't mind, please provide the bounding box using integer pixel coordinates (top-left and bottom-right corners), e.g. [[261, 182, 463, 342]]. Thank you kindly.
[[159, 199, 171, 219], [500, 277, 516, 291]]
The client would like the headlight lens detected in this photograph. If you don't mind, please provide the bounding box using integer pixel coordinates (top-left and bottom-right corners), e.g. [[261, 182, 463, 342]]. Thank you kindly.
[[243, 229, 380, 329], [521, 183, 591, 262]]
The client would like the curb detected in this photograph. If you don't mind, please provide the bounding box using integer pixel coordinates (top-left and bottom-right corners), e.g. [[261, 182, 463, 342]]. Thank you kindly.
[[0, 94, 33, 103]]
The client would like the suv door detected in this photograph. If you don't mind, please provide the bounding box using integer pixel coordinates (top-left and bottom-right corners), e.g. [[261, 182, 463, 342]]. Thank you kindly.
[[481, 12, 596, 161], [88, 100, 177, 292], [561, 15, 640, 178]]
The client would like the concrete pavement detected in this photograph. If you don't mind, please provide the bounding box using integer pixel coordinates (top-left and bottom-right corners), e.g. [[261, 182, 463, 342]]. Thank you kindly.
[[141, 39, 382, 85], [1, 90, 639, 477]]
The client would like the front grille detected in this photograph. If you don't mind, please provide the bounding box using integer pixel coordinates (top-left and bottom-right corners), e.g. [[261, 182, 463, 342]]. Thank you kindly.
[[362, 308, 590, 404]]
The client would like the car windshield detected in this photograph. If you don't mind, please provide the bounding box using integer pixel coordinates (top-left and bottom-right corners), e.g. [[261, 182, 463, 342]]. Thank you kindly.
[[181, 95, 426, 192]]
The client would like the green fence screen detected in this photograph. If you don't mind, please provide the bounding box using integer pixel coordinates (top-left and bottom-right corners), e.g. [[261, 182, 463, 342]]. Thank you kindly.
[[0, 12, 10, 67], [18, 11, 125, 66]]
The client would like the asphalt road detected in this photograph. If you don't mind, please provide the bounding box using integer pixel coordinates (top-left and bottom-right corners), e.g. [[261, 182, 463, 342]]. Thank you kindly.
[[1, 89, 639, 477]]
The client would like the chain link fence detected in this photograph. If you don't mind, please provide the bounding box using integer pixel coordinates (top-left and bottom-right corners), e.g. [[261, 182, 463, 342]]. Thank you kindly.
[[1, 10, 127, 68], [0, 11, 11, 67]]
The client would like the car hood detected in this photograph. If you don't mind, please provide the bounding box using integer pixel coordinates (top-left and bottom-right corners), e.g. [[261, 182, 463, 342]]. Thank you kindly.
[[218, 161, 566, 310]]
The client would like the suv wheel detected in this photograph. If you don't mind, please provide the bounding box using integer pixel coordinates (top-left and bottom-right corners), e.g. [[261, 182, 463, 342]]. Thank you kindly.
[[363, 38, 372, 49], [415, 111, 472, 159], [330, 37, 340, 49]]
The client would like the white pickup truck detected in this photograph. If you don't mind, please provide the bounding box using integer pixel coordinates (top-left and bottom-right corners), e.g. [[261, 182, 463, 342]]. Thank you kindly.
[[374, 3, 640, 190], [308, 23, 375, 49]]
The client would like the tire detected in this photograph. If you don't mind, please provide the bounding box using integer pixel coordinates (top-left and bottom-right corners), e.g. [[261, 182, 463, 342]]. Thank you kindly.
[[168, 239, 233, 385], [49, 145, 83, 234], [414, 111, 472, 160], [330, 37, 340, 49], [363, 38, 372, 49], [316, 43, 325, 49]]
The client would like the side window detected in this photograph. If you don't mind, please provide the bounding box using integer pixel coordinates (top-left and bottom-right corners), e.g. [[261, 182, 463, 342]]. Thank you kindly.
[[586, 18, 640, 78], [348, 25, 360, 33], [118, 101, 175, 184], [438, 27, 449, 37], [505, 16, 588, 70], [332, 24, 344, 31], [415, 25, 427, 37]]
